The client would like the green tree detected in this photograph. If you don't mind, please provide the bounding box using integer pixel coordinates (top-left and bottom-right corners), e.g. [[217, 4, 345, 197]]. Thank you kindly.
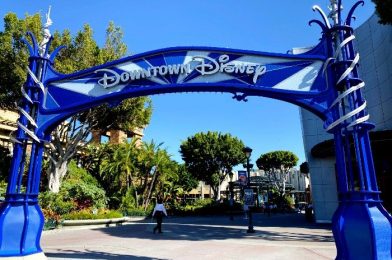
[[46, 21, 151, 193], [138, 140, 166, 209], [99, 139, 180, 211], [177, 164, 199, 193], [158, 163, 199, 203], [256, 150, 298, 195], [151, 153, 179, 203], [0, 13, 152, 192], [372, 0, 392, 25], [180, 131, 245, 200], [299, 161, 309, 176], [100, 140, 139, 198], [0, 13, 42, 109]]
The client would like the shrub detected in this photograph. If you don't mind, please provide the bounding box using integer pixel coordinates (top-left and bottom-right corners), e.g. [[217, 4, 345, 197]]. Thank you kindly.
[[124, 207, 149, 217], [67, 160, 100, 185], [61, 181, 107, 210], [64, 160, 107, 210], [119, 189, 137, 212], [63, 208, 123, 220], [42, 208, 62, 230], [0, 181, 7, 198], [170, 198, 242, 216], [39, 191, 76, 216], [284, 195, 295, 206], [39, 160, 107, 215]]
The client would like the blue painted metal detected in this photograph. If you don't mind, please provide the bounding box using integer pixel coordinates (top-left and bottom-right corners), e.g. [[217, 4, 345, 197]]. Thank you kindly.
[[312, 1, 392, 259], [0, 32, 46, 257], [0, 1, 390, 258]]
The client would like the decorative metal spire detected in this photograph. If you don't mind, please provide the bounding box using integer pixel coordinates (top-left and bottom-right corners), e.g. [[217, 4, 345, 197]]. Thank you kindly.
[[39, 6, 53, 57], [328, 0, 340, 26]]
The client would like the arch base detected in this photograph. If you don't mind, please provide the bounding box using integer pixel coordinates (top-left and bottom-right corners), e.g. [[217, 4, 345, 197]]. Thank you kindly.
[[0, 195, 44, 257], [332, 192, 392, 260]]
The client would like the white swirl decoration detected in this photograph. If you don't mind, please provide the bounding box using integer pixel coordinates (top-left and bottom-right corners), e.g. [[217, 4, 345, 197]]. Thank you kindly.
[[312, 5, 331, 29], [325, 35, 369, 132], [11, 67, 44, 144]]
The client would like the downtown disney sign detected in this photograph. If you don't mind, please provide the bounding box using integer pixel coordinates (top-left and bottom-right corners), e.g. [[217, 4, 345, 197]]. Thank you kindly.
[[42, 47, 326, 122], [0, 1, 391, 260], [96, 54, 267, 89]]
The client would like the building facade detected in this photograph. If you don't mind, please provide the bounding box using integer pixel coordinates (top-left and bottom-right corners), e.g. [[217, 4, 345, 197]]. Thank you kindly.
[[188, 168, 309, 203], [300, 14, 392, 222], [91, 127, 144, 146], [0, 109, 18, 153]]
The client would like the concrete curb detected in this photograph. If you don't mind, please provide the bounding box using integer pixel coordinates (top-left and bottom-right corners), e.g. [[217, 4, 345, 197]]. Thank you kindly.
[[0, 252, 47, 260], [61, 216, 147, 226]]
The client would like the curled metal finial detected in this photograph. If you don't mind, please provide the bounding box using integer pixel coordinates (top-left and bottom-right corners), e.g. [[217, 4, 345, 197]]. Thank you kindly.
[[308, 19, 328, 32], [232, 93, 248, 102], [312, 5, 331, 29], [49, 45, 66, 64], [22, 32, 39, 56], [345, 1, 364, 26]]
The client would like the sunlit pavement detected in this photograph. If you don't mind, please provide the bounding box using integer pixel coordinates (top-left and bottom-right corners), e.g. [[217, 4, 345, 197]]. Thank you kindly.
[[42, 213, 336, 260]]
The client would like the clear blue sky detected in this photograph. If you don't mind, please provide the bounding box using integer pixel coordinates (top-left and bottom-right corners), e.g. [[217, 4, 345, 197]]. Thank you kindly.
[[0, 0, 375, 167]]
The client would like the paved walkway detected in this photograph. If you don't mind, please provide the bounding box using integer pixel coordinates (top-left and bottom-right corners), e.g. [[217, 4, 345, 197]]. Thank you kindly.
[[42, 213, 336, 260]]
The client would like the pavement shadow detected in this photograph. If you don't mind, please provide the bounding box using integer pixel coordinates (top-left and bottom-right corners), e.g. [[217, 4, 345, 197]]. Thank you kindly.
[[95, 213, 334, 243], [45, 249, 168, 260], [127, 212, 331, 230]]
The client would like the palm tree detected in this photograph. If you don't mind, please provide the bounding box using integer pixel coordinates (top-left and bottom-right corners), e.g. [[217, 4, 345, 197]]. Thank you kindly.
[[101, 139, 139, 203], [139, 141, 169, 210]]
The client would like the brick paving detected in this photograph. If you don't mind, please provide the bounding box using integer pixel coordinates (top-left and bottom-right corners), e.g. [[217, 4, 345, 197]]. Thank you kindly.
[[42, 213, 336, 260]]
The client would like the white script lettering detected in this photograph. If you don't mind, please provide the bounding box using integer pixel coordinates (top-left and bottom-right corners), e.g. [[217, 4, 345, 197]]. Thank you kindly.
[[96, 54, 267, 88]]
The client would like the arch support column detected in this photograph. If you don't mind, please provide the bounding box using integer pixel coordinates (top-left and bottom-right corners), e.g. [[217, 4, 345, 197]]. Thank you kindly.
[[322, 3, 392, 257], [0, 32, 49, 258]]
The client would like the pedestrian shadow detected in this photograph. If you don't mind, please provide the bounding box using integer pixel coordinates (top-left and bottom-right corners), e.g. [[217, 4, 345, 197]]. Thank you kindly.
[[45, 249, 168, 260]]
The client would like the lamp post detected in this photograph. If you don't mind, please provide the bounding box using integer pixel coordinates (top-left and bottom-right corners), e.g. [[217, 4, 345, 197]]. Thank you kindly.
[[229, 171, 234, 220], [243, 146, 255, 233]]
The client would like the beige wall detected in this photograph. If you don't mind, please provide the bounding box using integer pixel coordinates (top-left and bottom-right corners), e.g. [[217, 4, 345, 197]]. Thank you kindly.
[[0, 109, 18, 152]]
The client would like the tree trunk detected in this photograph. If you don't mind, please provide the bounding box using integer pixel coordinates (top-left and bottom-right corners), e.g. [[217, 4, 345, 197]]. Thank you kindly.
[[135, 190, 139, 207], [48, 160, 68, 193], [216, 184, 221, 201], [211, 185, 219, 201], [282, 173, 288, 195], [141, 173, 150, 207], [144, 171, 158, 210]]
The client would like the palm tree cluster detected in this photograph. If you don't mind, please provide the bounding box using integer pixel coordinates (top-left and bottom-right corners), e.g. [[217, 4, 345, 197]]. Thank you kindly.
[[80, 139, 198, 212]]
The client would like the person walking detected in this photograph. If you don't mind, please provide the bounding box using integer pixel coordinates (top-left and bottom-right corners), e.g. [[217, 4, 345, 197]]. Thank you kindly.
[[152, 197, 167, 234]]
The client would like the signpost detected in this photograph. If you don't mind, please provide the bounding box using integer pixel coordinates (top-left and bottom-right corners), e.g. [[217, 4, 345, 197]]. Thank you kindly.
[[238, 171, 247, 186], [244, 188, 255, 206]]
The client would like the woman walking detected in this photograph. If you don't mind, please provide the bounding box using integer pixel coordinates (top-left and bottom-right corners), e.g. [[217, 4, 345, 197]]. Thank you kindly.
[[152, 197, 167, 234]]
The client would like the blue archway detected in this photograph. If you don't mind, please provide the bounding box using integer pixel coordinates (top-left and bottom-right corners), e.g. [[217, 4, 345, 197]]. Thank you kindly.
[[0, 1, 390, 259]]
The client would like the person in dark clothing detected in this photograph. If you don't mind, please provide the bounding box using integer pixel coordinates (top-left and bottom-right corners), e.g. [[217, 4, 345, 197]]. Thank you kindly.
[[152, 197, 167, 234]]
